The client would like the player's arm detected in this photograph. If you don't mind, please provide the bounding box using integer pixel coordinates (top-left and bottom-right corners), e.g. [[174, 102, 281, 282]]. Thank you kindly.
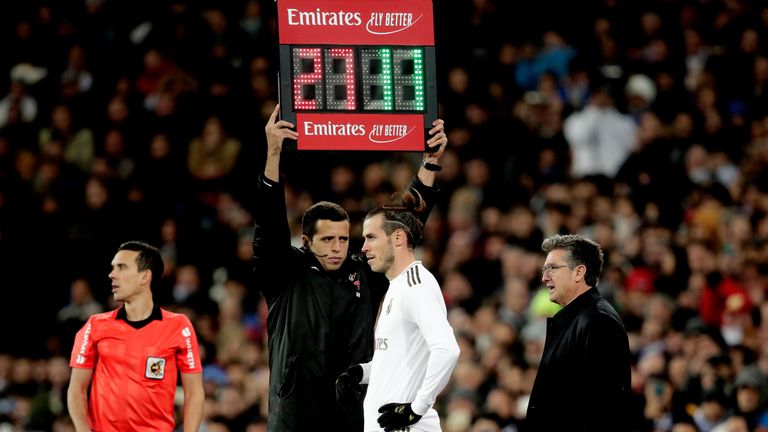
[[180, 372, 204, 432], [405, 283, 460, 415], [67, 367, 94, 432], [377, 283, 459, 431]]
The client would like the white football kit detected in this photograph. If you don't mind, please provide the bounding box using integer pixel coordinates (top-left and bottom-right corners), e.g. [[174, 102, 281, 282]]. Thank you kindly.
[[360, 261, 460, 432]]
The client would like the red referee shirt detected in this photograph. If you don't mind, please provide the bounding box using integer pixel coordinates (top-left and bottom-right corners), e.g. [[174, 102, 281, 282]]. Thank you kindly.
[[69, 306, 202, 432]]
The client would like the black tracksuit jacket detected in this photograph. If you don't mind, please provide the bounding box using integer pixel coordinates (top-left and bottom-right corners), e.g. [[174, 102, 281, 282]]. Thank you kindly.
[[252, 174, 437, 432]]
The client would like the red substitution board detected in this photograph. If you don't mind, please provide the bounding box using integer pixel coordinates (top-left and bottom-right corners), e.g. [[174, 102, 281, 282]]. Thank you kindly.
[[277, 0, 438, 151]]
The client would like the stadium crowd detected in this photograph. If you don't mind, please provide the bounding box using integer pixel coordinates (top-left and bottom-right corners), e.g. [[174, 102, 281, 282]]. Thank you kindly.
[[2, 0, 768, 431]]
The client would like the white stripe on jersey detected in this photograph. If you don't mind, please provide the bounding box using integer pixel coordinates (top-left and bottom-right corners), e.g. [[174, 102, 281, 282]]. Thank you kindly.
[[363, 261, 460, 432]]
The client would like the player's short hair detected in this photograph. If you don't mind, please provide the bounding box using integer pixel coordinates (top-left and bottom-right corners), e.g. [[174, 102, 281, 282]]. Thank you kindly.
[[118, 241, 164, 287], [302, 201, 350, 238]]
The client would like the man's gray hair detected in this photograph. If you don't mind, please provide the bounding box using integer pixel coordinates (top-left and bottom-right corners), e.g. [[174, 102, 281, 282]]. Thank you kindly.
[[542, 234, 604, 288]]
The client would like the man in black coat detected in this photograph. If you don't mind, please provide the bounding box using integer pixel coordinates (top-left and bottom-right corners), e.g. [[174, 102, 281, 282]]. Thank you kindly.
[[253, 104, 447, 432], [526, 234, 631, 432]]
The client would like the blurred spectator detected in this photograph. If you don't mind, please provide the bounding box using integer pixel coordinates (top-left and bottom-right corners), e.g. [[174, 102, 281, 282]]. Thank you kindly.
[[692, 388, 729, 432], [0, 80, 37, 129], [187, 116, 241, 186], [515, 31, 576, 92], [59, 45, 93, 102], [564, 85, 637, 178], [732, 366, 768, 430], [56, 278, 104, 352], [38, 105, 95, 173], [169, 264, 217, 315]]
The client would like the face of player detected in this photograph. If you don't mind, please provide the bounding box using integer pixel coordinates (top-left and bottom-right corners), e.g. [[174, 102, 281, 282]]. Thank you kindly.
[[304, 219, 350, 272], [109, 250, 149, 302], [361, 214, 396, 275]]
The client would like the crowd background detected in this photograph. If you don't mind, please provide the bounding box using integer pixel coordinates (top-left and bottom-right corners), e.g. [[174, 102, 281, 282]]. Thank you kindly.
[[2, 0, 768, 431]]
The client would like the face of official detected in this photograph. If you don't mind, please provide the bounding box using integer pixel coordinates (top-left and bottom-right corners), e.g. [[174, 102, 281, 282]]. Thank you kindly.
[[541, 248, 587, 306], [304, 219, 350, 272], [361, 214, 396, 275], [109, 250, 150, 302]]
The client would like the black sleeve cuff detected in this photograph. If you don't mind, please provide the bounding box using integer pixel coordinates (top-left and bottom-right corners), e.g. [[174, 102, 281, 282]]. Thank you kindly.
[[259, 174, 281, 189]]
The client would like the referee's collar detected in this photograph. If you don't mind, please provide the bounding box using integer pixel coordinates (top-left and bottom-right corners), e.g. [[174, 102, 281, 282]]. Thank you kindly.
[[116, 305, 163, 323]]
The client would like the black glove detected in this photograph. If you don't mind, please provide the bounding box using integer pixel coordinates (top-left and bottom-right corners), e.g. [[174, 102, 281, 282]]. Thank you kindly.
[[335, 365, 363, 405], [377, 402, 423, 431]]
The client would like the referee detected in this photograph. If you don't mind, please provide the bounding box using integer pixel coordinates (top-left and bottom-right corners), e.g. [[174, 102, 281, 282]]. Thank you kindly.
[[67, 241, 205, 432]]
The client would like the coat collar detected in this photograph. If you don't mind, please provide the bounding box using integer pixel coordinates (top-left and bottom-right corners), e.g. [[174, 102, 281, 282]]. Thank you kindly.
[[551, 287, 601, 326]]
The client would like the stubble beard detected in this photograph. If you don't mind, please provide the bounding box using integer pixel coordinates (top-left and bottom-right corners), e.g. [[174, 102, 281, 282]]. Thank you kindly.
[[379, 240, 395, 274]]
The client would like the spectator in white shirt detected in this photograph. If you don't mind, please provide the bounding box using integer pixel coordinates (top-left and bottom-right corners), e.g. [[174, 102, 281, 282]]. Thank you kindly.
[[564, 85, 637, 178]]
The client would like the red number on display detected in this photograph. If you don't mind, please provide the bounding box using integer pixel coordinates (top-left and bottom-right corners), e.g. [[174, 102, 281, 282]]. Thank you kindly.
[[292, 48, 323, 110]]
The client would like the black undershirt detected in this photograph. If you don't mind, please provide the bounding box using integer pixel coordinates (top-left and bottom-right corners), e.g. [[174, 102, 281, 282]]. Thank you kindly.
[[116, 305, 162, 329]]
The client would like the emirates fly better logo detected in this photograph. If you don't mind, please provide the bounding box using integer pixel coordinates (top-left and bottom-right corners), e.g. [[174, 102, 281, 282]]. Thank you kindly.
[[285, 8, 423, 36], [368, 124, 416, 144], [365, 12, 423, 35], [302, 120, 415, 145]]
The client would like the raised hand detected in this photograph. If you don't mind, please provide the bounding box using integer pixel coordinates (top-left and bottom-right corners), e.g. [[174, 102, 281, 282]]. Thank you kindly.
[[263, 104, 299, 181], [265, 104, 299, 155], [424, 119, 447, 159]]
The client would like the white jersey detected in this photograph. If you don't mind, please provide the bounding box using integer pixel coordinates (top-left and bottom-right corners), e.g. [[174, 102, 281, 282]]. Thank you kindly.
[[361, 261, 460, 432]]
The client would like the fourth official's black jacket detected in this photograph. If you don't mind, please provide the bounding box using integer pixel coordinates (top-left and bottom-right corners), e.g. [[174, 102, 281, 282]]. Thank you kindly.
[[525, 287, 631, 432], [253, 174, 437, 432]]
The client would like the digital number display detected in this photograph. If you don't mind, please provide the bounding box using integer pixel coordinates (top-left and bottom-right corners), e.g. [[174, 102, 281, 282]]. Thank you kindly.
[[325, 48, 356, 110], [289, 46, 425, 113], [277, 0, 437, 151], [393, 48, 425, 111], [361, 47, 393, 111]]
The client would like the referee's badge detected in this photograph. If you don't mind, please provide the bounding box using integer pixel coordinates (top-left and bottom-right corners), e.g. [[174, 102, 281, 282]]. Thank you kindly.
[[146, 357, 166, 380]]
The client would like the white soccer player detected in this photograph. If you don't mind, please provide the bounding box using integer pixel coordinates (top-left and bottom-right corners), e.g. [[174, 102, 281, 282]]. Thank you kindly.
[[336, 192, 460, 432]]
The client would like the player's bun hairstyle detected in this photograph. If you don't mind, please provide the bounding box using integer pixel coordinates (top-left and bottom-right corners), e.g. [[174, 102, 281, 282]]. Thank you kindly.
[[366, 189, 426, 248]]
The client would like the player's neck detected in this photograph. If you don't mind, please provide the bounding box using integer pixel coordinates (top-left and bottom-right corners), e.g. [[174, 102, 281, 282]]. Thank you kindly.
[[385, 251, 416, 281], [123, 295, 155, 321]]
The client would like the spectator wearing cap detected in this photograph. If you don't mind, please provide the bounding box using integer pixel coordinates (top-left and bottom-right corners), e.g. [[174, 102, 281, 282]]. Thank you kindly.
[[621, 267, 656, 332], [732, 366, 768, 430], [625, 73, 657, 121], [720, 291, 755, 348]]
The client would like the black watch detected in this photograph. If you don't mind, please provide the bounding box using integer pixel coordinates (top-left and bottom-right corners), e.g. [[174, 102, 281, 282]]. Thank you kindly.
[[422, 161, 442, 172]]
